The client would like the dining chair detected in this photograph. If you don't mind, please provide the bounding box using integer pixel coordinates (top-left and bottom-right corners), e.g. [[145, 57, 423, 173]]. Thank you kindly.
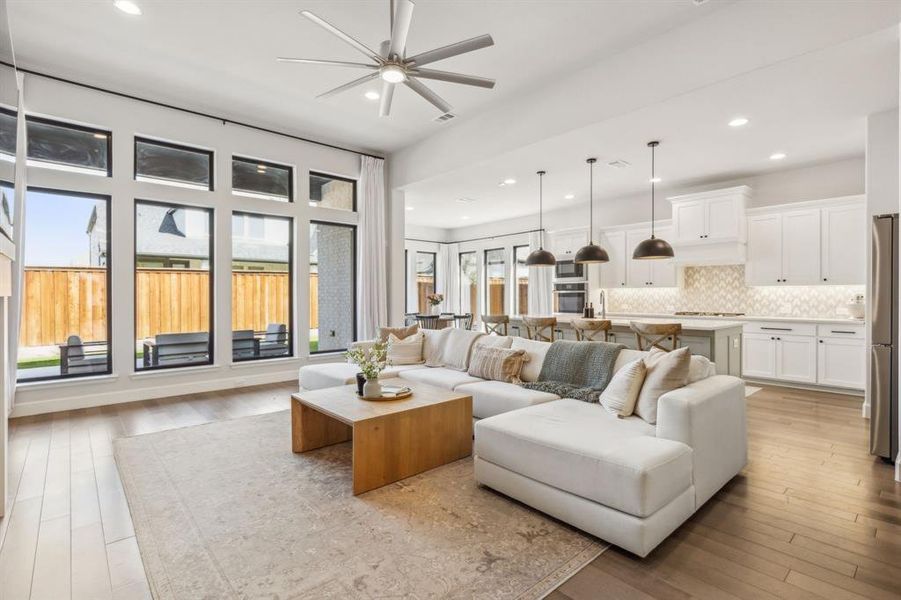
[[630, 322, 682, 352], [417, 314, 441, 330], [523, 316, 557, 342], [571, 318, 612, 342], [404, 312, 420, 327], [459, 313, 474, 330], [481, 314, 509, 336]]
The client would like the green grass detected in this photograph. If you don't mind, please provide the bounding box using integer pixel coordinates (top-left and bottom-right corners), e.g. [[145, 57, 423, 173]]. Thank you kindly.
[[309, 341, 319, 353], [17, 357, 60, 369]]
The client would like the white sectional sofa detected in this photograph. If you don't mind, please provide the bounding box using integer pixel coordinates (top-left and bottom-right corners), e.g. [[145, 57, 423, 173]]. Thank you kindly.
[[297, 328, 747, 557]]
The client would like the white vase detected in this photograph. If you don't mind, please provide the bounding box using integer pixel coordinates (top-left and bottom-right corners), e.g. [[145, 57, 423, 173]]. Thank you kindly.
[[362, 378, 382, 398]]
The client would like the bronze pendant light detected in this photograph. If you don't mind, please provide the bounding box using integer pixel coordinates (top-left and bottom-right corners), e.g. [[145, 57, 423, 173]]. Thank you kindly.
[[525, 170, 556, 267], [633, 140, 675, 260], [574, 157, 610, 264]]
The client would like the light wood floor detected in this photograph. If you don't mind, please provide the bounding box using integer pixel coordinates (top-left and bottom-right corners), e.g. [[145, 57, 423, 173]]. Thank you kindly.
[[0, 383, 897, 599]]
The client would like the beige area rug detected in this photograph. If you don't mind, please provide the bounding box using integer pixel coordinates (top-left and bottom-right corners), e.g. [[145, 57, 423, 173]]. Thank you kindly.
[[114, 411, 607, 599]]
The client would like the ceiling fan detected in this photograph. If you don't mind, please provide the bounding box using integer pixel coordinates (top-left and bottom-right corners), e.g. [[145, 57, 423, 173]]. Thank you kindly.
[[278, 0, 496, 117]]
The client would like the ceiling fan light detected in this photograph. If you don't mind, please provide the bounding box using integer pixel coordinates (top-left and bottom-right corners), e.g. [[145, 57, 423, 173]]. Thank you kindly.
[[632, 236, 675, 260], [380, 65, 407, 83], [525, 248, 557, 267], [574, 243, 609, 264]]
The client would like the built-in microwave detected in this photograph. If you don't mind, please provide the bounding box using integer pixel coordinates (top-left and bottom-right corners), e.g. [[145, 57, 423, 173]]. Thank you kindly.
[[554, 259, 585, 281], [553, 282, 587, 314]]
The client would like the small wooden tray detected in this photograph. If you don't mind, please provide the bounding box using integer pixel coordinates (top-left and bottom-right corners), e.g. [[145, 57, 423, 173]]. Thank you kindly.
[[356, 386, 413, 401]]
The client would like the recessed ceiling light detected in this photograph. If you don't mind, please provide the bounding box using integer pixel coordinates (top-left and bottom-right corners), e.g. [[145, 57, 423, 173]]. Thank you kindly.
[[769, 152, 787, 160], [405, 206, 414, 211], [649, 177, 662, 183], [461, 215, 470, 220], [503, 178, 516, 185], [113, 0, 142, 15], [364, 90, 380, 101], [563, 194, 575, 200], [457, 198, 476, 204], [728, 117, 749, 127]]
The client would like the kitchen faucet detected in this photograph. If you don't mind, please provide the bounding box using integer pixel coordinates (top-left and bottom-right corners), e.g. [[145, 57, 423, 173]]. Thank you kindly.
[[598, 290, 606, 319]]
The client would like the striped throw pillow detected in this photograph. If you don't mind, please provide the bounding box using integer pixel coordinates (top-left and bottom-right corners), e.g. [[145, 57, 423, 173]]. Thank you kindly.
[[387, 332, 424, 365], [467, 345, 528, 383]]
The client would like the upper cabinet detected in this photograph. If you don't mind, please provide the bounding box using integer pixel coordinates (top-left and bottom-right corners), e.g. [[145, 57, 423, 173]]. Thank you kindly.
[[745, 197, 865, 286], [668, 186, 749, 265], [625, 227, 678, 287], [548, 228, 589, 257], [598, 230, 627, 288]]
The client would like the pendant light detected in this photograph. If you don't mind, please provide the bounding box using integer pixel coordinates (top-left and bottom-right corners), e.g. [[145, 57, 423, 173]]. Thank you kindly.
[[632, 140, 675, 260], [574, 158, 610, 264], [525, 170, 556, 267]]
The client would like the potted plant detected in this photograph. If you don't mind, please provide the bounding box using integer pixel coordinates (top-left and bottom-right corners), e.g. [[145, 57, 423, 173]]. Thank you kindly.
[[426, 292, 444, 315], [346, 340, 388, 398]]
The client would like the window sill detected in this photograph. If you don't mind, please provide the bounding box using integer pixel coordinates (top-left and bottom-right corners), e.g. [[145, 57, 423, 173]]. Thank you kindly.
[[306, 351, 348, 362], [230, 356, 300, 369], [130, 364, 221, 379], [16, 373, 120, 391]]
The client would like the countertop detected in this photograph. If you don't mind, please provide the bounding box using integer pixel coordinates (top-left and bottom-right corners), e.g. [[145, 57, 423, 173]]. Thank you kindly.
[[603, 312, 866, 326], [510, 314, 744, 331]]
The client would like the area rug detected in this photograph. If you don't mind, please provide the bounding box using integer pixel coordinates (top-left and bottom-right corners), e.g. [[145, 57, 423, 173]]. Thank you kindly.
[[114, 411, 607, 599]]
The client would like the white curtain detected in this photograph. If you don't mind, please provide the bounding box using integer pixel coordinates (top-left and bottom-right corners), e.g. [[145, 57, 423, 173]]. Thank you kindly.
[[357, 156, 388, 340], [527, 231, 554, 316], [6, 76, 25, 414], [437, 243, 459, 314], [405, 249, 417, 314]]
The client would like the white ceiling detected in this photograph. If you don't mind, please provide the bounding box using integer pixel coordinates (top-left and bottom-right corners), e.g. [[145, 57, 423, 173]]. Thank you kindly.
[[404, 25, 899, 228], [4, 0, 719, 154]]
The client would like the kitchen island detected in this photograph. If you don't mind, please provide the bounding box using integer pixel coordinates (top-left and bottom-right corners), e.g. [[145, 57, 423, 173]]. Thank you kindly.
[[509, 314, 743, 376]]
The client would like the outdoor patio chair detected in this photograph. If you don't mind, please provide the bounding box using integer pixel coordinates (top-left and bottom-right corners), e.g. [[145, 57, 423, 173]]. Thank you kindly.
[[232, 329, 259, 361], [143, 332, 210, 367], [259, 323, 290, 357], [59, 335, 108, 375]]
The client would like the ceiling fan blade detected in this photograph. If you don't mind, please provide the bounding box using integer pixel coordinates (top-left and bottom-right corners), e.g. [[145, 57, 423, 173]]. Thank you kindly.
[[316, 72, 380, 99], [300, 10, 384, 64], [404, 78, 452, 114], [405, 34, 494, 67], [379, 81, 395, 117], [389, 0, 415, 59], [411, 68, 495, 89], [277, 58, 378, 69]]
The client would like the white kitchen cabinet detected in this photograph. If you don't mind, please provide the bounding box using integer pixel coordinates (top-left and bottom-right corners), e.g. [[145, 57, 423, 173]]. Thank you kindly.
[[549, 229, 588, 257], [598, 230, 627, 288], [624, 227, 677, 288], [670, 186, 747, 244], [821, 203, 866, 284], [672, 199, 706, 243], [650, 226, 677, 287], [746, 214, 783, 286], [775, 334, 818, 383], [742, 333, 777, 379], [817, 336, 866, 389], [781, 210, 820, 285]]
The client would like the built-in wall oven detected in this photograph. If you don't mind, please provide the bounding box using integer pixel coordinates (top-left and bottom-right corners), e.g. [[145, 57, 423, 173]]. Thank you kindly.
[[553, 282, 587, 314], [554, 259, 584, 281]]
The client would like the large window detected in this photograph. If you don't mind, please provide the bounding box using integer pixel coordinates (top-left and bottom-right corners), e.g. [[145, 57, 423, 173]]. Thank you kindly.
[[309, 172, 355, 211], [459, 251, 477, 315], [415, 251, 436, 314], [310, 222, 355, 353], [135, 200, 213, 370], [135, 137, 213, 191], [514, 245, 530, 315], [18, 188, 111, 382], [232, 156, 292, 202], [232, 213, 292, 361], [0, 108, 16, 160], [484, 248, 506, 316], [26, 116, 111, 176]]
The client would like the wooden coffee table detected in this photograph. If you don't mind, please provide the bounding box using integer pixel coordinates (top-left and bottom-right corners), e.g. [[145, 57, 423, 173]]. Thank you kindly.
[[291, 378, 473, 495]]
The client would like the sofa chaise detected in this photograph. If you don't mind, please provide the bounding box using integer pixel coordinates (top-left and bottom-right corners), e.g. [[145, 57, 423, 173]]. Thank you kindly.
[[297, 327, 747, 557]]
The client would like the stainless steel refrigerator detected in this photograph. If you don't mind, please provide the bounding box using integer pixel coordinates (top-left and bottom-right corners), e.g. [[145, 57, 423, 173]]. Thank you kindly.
[[870, 214, 898, 461]]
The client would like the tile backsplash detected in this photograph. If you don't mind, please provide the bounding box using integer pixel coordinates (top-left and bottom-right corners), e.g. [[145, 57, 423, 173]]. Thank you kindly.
[[603, 265, 864, 319]]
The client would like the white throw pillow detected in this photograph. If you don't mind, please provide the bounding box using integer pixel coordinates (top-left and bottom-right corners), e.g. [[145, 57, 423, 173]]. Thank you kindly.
[[600, 358, 647, 417], [387, 332, 424, 365], [422, 329, 450, 366], [510, 338, 552, 382], [474, 335, 513, 349], [687, 355, 715, 383], [634, 347, 691, 424]]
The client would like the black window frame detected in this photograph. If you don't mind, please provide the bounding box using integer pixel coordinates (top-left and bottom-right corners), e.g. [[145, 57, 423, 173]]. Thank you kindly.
[[17, 186, 113, 383], [513, 244, 530, 315], [458, 250, 477, 314], [133, 198, 215, 372], [0, 106, 18, 159], [309, 220, 357, 355], [415, 250, 437, 314], [24, 115, 112, 177], [231, 155, 294, 203], [309, 171, 357, 212], [483, 247, 506, 316], [231, 210, 294, 362], [134, 137, 214, 191]]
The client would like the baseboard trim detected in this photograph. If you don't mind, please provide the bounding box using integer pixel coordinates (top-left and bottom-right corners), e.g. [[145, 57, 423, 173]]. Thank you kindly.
[[741, 378, 865, 399], [10, 369, 298, 418]]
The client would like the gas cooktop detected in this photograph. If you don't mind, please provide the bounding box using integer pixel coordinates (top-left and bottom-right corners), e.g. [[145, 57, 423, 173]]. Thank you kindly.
[[673, 311, 746, 317]]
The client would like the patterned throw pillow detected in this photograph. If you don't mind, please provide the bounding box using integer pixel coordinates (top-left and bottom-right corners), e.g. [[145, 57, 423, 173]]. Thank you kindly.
[[634, 347, 691, 424], [386, 332, 424, 365], [378, 323, 419, 343], [467, 345, 529, 383], [599, 358, 647, 417]]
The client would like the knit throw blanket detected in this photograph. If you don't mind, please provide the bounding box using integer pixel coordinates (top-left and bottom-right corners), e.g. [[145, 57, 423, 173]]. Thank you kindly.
[[521, 340, 624, 402]]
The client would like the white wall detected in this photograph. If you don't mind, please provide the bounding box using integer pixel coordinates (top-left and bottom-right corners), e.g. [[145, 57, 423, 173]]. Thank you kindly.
[[8, 65, 373, 416]]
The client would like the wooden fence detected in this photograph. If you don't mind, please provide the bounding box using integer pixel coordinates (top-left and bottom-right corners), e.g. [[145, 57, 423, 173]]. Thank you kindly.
[[21, 267, 311, 346]]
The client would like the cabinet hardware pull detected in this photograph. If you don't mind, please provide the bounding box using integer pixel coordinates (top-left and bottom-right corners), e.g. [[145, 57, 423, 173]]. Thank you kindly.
[[819, 340, 823, 343], [776, 337, 781, 341], [761, 327, 792, 331], [831, 330, 856, 334]]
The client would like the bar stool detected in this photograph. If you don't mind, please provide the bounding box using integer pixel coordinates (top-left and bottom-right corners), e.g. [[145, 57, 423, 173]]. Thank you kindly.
[[572, 318, 612, 342], [523, 316, 557, 342], [630, 322, 682, 351], [481, 314, 509, 336]]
